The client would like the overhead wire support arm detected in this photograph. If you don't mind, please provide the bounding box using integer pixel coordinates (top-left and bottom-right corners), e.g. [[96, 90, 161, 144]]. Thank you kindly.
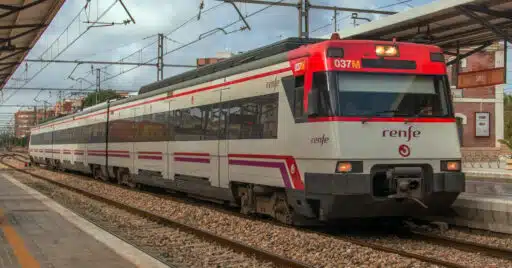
[[218, 0, 297, 8], [199, 28, 228, 40], [217, 0, 397, 38], [2, 0, 138, 104], [226, 2, 252, 31], [118, 0, 136, 24], [197, 0, 205, 20], [218, 0, 397, 14], [308, 3, 396, 15]]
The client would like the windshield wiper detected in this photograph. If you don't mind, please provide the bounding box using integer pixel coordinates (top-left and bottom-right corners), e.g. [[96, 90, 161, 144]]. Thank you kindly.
[[361, 110, 408, 124]]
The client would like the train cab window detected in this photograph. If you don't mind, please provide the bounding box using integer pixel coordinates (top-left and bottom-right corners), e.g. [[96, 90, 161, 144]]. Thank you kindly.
[[294, 75, 305, 118], [310, 72, 335, 117], [281, 75, 305, 122]]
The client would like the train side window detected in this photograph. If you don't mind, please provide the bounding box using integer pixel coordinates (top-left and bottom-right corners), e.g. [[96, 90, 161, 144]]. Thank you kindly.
[[218, 103, 228, 139], [227, 101, 241, 139], [203, 105, 219, 140], [236, 93, 278, 139], [168, 110, 176, 141]]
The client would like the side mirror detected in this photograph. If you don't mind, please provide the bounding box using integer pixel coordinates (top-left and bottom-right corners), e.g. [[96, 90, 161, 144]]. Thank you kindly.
[[307, 89, 319, 117]]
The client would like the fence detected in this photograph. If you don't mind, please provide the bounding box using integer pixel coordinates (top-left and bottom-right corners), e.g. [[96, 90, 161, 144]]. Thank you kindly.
[[461, 149, 509, 169]]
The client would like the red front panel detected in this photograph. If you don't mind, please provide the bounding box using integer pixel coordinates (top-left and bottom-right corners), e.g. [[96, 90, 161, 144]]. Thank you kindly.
[[305, 40, 446, 75]]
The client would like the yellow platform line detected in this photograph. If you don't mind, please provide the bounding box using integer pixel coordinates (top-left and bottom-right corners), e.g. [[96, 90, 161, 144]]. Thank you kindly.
[[0, 209, 40, 268]]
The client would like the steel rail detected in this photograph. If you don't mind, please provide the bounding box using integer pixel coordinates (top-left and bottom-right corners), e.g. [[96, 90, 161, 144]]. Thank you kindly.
[[0, 155, 312, 268], [408, 231, 512, 261], [9, 154, 504, 268]]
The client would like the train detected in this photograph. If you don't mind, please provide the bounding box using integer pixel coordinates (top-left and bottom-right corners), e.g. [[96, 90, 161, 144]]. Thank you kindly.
[[29, 34, 466, 225]]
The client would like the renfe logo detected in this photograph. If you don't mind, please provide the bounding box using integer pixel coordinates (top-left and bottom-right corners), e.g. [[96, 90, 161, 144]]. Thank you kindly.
[[311, 134, 329, 146], [382, 126, 421, 142]]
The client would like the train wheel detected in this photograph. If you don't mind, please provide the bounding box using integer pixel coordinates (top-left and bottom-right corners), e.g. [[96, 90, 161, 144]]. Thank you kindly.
[[93, 166, 102, 180], [238, 186, 254, 215], [115, 169, 123, 185], [273, 193, 293, 225], [240, 193, 251, 215], [119, 170, 136, 189]]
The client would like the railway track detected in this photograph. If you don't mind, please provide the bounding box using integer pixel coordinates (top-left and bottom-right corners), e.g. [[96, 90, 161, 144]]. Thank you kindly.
[[0, 155, 311, 268], [5, 155, 512, 268], [406, 231, 512, 261]]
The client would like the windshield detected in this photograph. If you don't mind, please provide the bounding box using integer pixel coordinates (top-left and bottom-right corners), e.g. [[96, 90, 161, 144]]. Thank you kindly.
[[313, 72, 452, 117]]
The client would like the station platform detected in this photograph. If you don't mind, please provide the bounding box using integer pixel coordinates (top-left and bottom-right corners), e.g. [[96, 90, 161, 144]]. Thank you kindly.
[[463, 166, 512, 181], [427, 171, 512, 234], [447, 193, 512, 234], [0, 170, 169, 268]]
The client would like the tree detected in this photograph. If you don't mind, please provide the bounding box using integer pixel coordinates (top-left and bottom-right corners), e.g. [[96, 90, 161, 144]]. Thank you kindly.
[[500, 94, 512, 153], [82, 90, 122, 108]]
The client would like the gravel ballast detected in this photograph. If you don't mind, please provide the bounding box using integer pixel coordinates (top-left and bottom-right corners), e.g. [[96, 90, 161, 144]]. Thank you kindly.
[[7, 169, 275, 268]]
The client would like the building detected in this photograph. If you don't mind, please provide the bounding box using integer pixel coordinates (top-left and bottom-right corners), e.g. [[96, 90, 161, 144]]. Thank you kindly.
[[14, 108, 55, 138], [54, 96, 85, 116], [445, 42, 507, 158], [14, 110, 35, 138], [196, 51, 234, 67]]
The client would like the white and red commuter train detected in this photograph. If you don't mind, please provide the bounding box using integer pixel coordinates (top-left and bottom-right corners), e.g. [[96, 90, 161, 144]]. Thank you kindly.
[[29, 35, 466, 224]]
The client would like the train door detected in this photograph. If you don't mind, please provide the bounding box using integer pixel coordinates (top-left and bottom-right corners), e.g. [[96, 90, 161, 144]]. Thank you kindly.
[[131, 107, 140, 175], [166, 101, 172, 180], [218, 81, 229, 188]]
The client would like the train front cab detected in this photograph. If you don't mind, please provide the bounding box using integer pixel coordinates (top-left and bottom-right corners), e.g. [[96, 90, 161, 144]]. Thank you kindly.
[[284, 40, 466, 222]]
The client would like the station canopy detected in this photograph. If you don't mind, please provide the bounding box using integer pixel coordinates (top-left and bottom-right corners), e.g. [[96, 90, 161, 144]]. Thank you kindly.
[[322, 0, 511, 57], [0, 0, 65, 90]]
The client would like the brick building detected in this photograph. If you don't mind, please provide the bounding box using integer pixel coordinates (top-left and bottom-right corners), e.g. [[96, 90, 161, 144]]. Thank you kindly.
[[445, 42, 507, 157], [14, 108, 55, 138], [196, 51, 234, 67], [54, 97, 85, 116]]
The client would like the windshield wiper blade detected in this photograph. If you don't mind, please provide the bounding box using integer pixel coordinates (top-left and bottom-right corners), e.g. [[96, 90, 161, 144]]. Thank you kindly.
[[361, 109, 406, 124], [372, 110, 401, 115]]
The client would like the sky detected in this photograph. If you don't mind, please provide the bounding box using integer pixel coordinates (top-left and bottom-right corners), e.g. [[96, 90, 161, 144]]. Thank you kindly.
[[1, 0, 511, 122]]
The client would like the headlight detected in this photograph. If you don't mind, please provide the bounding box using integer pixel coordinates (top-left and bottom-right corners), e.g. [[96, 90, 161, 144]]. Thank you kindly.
[[335, 161, 363, 173], [376, 45, 399, 57], [441, 160, 461, 172]]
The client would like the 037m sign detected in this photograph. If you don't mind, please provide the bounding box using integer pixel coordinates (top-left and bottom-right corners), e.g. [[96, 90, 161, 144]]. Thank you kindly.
[[333, 59, 361, 69]]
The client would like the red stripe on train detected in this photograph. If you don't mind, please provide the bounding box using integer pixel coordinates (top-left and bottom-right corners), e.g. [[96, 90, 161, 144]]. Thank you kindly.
[[307, 116, 456, 123], [174, 152, 210, 157]]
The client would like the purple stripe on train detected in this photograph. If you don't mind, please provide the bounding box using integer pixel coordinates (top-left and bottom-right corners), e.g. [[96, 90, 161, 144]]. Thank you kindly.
[[228, 159, 292, 189]]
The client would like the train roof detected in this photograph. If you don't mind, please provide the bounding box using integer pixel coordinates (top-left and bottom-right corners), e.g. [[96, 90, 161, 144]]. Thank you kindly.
[[138, 37, 325, 94], [32, 37, 325, 130]]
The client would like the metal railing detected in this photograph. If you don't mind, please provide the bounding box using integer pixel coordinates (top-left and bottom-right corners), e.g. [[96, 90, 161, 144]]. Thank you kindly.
[[462, 151, 508, 169]]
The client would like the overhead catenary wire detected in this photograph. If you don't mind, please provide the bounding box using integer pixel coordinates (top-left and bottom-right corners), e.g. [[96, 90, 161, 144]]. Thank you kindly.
[[92, 0, 286, 85], [310, 0, 413, 34], [75, 1, 228, 80], [2, 0, 131, 104]]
